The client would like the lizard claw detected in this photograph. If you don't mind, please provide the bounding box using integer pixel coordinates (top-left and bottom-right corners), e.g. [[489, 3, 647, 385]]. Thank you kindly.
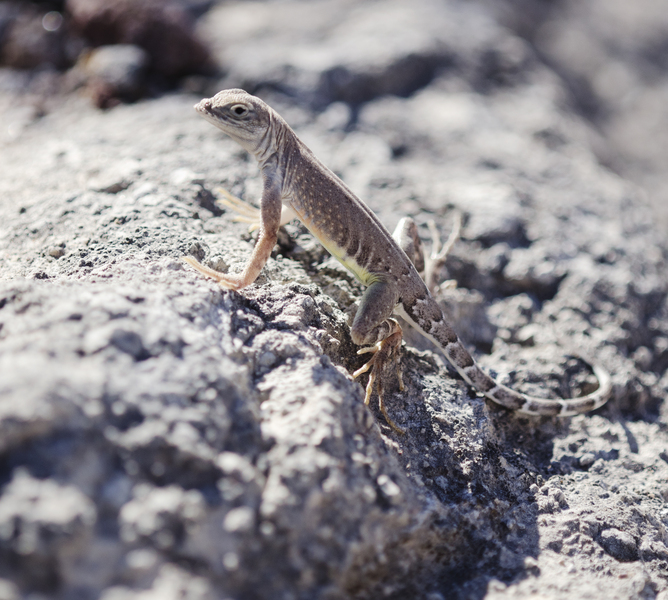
[[424, 211, 461, 294], [352, 330, 405, 434], [182, 256, 245, 290], [217, 188, 262, 232]]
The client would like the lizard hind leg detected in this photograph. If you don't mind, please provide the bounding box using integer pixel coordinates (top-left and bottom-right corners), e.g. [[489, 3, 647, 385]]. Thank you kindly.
[[392, 213, 462, 294]]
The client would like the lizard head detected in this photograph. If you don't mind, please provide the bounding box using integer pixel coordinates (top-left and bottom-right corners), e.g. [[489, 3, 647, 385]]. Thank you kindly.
[[194, 89, 272, 155]]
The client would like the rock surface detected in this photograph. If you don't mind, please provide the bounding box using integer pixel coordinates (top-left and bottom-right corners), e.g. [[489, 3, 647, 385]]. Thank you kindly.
[[504, 0, 668, 227], [0, 1, 667, 599]]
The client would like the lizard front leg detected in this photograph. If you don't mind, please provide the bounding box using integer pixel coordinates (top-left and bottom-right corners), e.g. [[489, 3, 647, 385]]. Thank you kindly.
[[184, 175, 283, 290], [350, 279, 405, 433]]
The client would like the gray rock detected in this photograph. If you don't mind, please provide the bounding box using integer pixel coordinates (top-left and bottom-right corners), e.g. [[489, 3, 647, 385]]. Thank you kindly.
[[80, 44, 149, 105], [0, 0, 667, 599], [600, 528, 639, 562], [198, 0, 500, 106], [67, 0, 211, 78], [0, 4, 69, 70], [493, 0, 668, 227]]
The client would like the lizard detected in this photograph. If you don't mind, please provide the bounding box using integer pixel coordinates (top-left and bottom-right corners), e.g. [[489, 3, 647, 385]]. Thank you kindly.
[[184, 88, 612, 431]]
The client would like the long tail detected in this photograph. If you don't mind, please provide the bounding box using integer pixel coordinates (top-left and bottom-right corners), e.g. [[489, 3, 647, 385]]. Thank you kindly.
[[397, 297, 612, 417]]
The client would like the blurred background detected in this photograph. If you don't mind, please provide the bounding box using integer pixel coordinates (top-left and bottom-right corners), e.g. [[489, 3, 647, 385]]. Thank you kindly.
[[1, 0, 667, 229]]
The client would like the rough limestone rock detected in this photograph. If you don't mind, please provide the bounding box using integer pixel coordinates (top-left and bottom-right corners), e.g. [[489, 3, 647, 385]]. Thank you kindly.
[[0, 1, 667, 599]]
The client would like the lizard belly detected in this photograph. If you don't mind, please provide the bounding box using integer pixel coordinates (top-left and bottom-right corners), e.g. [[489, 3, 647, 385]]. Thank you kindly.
[[289, 203, 376, 287]]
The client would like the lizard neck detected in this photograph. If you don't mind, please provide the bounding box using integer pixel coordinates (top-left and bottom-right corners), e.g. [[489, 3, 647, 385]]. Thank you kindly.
[[253, 110, 290, 171]]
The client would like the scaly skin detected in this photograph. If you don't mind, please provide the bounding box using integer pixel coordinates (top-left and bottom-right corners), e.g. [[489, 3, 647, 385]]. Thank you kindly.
[[185, 89, 612, 430]]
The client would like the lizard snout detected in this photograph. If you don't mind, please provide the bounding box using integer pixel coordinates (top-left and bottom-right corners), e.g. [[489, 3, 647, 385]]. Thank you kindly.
[[194, 99, 212, 114]]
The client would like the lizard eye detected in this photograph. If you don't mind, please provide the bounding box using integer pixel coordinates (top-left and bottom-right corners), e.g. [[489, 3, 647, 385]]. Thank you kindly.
[[230, 104, 249, 118]]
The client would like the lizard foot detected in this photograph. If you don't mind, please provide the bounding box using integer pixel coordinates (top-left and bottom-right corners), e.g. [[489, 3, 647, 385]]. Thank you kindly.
[[392, 212, 462, 294], [353, 329, 405, 434], [424, 211, 461, 294], [182, 256, 245, 290], [217, 188, 262, 231]]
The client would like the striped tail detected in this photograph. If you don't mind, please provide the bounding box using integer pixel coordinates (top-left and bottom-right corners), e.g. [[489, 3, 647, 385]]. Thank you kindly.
[[397, 297, 612, 417]]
